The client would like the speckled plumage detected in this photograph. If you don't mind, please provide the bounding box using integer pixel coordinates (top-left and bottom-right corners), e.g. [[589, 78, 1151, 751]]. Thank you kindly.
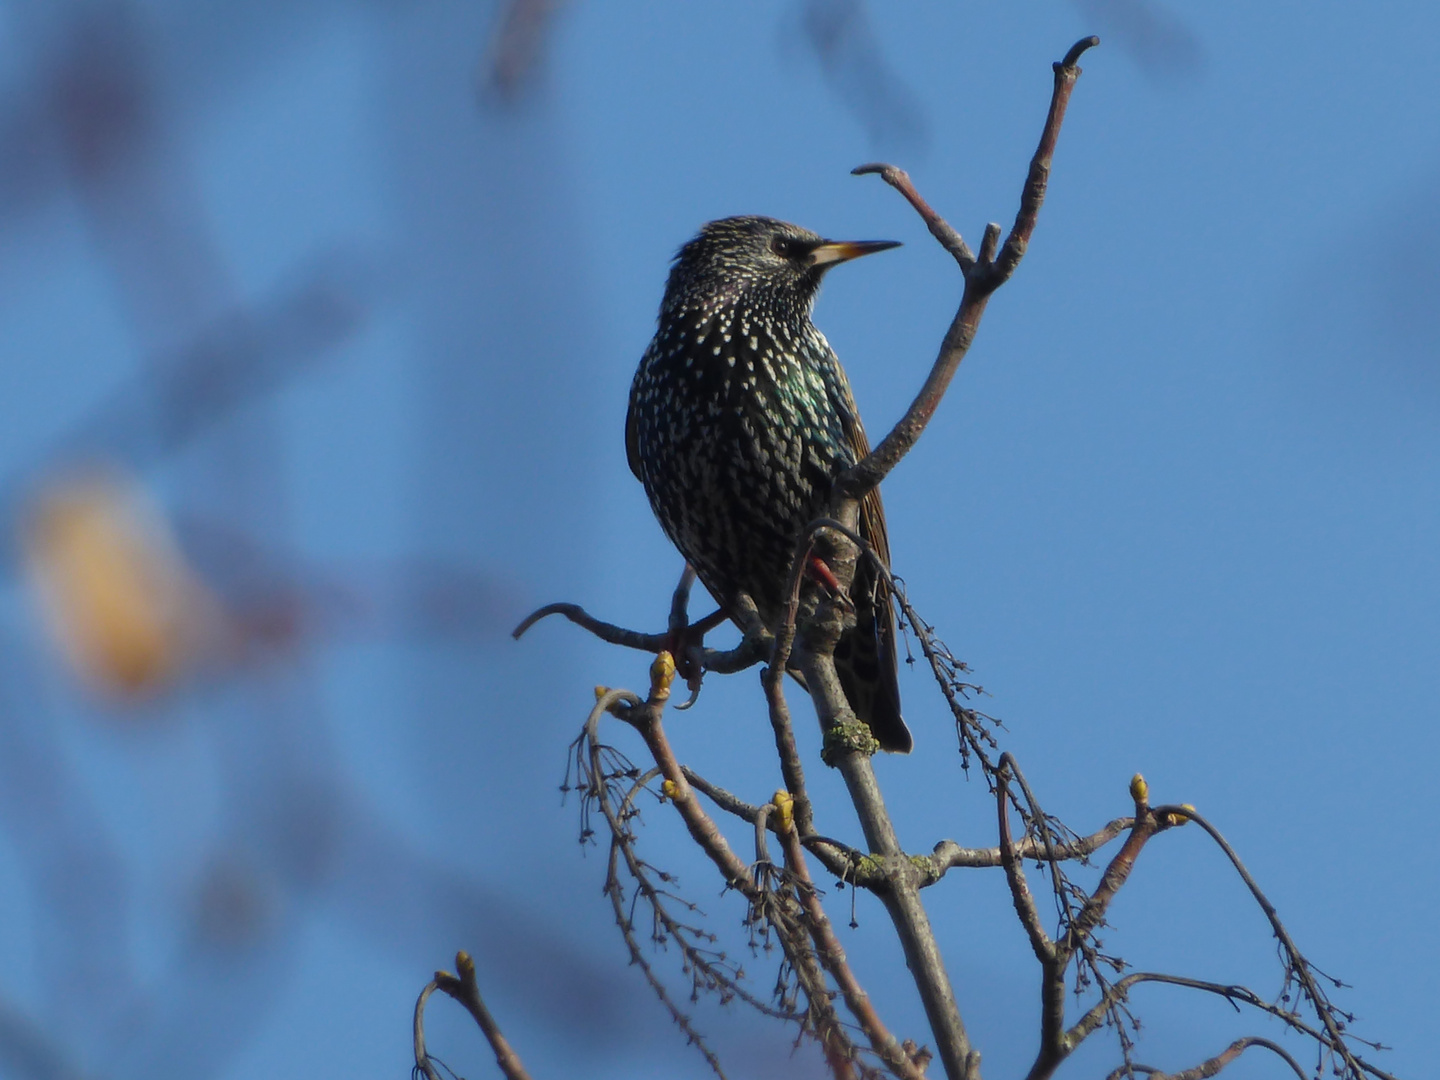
[[626, 216, 911, 753]]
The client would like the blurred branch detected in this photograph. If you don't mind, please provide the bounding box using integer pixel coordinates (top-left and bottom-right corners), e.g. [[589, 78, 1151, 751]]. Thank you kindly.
[[0, 998, 88, 1080], [798, 0, 928, 152], [479, 0, 566, 105], [1069, 0, 1202, 84], [0, 260, 368, 568]]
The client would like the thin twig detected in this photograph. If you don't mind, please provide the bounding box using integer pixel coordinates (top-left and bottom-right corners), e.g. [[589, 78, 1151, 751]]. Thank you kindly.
[[412, 981, 443, 1080], [681, 766, 863, 882], [1023, 776, 1161, 1080], [1081, 974, 1398, 1080], [1104, 1036, 1307, 1080], [433, 952, 535, 1080], [763, 660, 816, 835], [514, 601, 756, 673], [995, 762, 1053, 964], [1152, 805, 1384, 1080], [923, 820, 1131, 879]]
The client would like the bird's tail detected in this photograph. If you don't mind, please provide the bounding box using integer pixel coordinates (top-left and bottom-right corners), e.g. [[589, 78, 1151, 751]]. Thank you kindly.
[[833, 562, 911, 753]]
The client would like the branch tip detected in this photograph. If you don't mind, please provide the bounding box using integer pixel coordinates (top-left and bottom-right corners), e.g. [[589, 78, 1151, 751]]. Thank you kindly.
[[1129, 773, 1149, 809], [1060, 36, 1100, 71]]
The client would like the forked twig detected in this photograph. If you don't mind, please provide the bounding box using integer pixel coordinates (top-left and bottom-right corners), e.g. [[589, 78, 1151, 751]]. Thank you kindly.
[[839, 36, 1099, 504]]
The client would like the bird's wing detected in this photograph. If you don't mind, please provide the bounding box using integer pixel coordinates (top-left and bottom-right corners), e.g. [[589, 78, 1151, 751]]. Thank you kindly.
[[829, 363, 909, 751], [624, 386, 643, 482], [826, 367, 890, 570]]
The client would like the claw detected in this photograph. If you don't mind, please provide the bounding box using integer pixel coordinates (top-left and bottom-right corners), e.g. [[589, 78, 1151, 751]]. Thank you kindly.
[[673, 679, 703, 711], [806, 554, 855, 612], [664, 628, 709, 711]]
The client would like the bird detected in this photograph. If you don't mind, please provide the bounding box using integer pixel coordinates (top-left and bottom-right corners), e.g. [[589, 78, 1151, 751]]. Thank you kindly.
[[626, 215, 911, 753]]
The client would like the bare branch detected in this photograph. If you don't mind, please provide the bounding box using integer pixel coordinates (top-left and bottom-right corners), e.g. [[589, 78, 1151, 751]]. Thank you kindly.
[[1063, 790, 1159, 956], [1104, 1037, 1307, 1080], [780, 821, 928, 1080], [513, 602, 765, 679], [792, 608, 974, 1080], [849, 163, 973, 271], [923, 819, 1131, 879], [412, 981, 443, 1080], [839, 37, 1098, 502], [995, 763, 1053, 964], [764, 659, 816, 836], [434, 952, 535, 1080], [1153, 805, 1387, 1080], [515, 601, 667, 649], [414, 953, 535, 1080], [1069, 972, 1367, 1061], [624, 673, 757, 894], [601, 807, 731, 1078], [681, 767, 864, 883], [581, 663, 884, 1077], [991, 36, 1100, 283]]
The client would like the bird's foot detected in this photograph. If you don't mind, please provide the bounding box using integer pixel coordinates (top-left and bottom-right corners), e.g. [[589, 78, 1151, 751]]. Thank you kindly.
[[663, 620, 713, 710], [805, 554, 855, 613]]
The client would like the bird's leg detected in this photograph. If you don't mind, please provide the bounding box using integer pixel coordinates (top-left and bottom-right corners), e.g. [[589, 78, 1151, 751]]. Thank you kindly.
[[662, 564, 722, 708], [806, 553, 856, 613]]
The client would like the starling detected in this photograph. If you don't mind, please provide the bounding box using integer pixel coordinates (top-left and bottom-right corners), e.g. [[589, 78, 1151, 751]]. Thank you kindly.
[[626, 215, 911, 753]]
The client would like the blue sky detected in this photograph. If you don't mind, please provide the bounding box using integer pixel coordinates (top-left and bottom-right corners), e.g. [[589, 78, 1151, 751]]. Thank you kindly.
[[0, 3, 1432, 1079]]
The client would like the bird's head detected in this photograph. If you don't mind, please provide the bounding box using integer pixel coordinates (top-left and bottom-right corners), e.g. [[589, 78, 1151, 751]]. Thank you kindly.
[[663, 215, 899, 316]]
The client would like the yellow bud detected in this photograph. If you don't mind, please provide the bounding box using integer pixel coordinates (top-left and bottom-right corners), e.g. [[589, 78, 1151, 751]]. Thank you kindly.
[[594, 685, 609, 700], [650, 650, 677, 701], [661, 778, 680, 800], [772, 790, 795, 834], [1165, 803, 1195, 827], [456, 951, 475, 978], [1129, 773, 1148, 805]]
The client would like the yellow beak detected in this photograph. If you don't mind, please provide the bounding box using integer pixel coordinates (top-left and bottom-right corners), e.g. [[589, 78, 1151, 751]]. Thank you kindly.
[[808, 239, 902, 267]]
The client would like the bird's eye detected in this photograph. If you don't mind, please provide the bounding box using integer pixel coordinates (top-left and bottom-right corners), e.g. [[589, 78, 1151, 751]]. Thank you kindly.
[[770, 236, 793, 258]]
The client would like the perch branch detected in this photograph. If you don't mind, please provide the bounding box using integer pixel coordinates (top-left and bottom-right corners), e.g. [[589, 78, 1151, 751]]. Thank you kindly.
[[514, 603, 756, 672], [795, 618, 974, 1080]]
